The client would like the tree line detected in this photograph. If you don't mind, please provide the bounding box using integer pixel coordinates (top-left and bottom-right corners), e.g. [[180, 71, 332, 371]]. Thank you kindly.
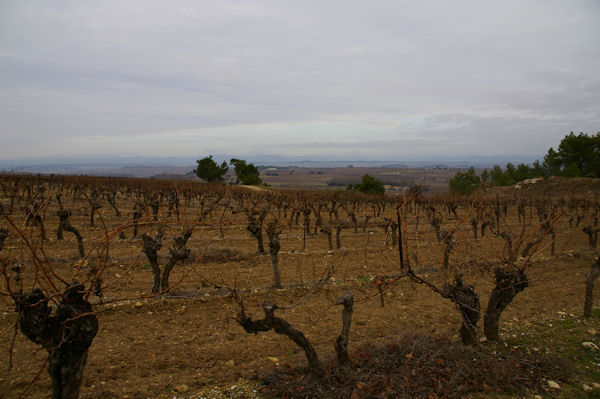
[[450, 132, 600, 194], [195, 155, 388, 195], [194, 156, 262, 185]]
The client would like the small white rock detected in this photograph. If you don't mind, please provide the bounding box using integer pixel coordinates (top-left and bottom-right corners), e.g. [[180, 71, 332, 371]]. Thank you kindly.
[[174, 384, 189, 393], [582, 342, 599, 351], [547, 380, 560, 389], [583, 384, 593, 392]]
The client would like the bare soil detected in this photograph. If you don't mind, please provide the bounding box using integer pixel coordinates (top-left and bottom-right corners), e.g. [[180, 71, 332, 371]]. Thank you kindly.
[[1, 177, 599, 398]]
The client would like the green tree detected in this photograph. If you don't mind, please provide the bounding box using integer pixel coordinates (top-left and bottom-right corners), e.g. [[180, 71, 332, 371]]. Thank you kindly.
[[449, 167, 480, 195], [564, 162, 582, 177], [544, 132, 600, 177], [230, 158, 262, 185], [531, 160, 549, 179], [480, 169, 490, 184], [490, 164, 514, 186], [490, 165, 504, 186], [348, 174, 385, 195], [194, 156, 229, 182], [543, 147, 561, 176], [505, 163, 517, 183]]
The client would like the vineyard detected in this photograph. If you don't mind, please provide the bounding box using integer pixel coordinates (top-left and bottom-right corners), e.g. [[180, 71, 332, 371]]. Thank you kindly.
[[1, 173, 599, 398]]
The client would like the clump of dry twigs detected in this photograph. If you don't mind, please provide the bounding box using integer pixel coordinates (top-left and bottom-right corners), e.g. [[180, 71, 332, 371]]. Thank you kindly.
[[258, 333, 571, 399]]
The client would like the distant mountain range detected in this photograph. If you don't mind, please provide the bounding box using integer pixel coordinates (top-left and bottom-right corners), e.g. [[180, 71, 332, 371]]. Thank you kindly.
[[0, 154, 541, 178]]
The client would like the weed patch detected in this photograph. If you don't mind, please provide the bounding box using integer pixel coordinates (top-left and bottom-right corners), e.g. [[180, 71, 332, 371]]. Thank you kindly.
[[258, 334, 571, 399]]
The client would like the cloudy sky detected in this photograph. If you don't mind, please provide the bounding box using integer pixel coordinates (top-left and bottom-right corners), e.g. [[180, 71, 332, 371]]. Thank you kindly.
[[1, 1, 599, 162]]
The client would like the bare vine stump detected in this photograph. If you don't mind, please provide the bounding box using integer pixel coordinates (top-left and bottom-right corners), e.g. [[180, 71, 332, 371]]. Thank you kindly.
[[335, 222, 343, 249], [334, 293, 354, 375], [294, 210, 301, 226], [246, 209, 266, 255], [481, 221, 489, 238], [267, 221, 282, 289], [25, 202, 43, 227], [236, 302, 323, 377], [584, 257, 600, 317], [500, 232, 517, 262], [141, 227, 193, 293], [160, 229, 192, 291], [471, 219, 478, 239], [583, 225, 599, 248], [16, 283, 98, 399], [107, 191, 121, 216], [320, 227, 334, 251], [448, 203, 458, 219], [441, 230, 453, 270], [390, 221, 398, 247], [347, 211, 358, 233], [303, 208, 311, 236], [442, 276, 480, 346], [57, 211, 66, 240], [57, 210, 85, 259], [362, 215, 371, 232], [141, 229, 165, 293], [25, 202, 46, 240], [149, 198, 159, 221], [0, 228, 8, 251], [484, 268, 528, 340], [132, 208, 143, 238], [376, 279, 385, 307], [431, 218, 441, 241], [313, 207, 322, 236], [89, 203, 100, 226]]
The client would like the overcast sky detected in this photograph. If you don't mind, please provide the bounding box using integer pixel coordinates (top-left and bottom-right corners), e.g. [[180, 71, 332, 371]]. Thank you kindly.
[[1, 1, 599, 162]]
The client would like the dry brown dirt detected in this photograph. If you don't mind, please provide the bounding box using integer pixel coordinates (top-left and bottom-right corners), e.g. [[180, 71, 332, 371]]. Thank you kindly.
[[1, 177, 599, 398]]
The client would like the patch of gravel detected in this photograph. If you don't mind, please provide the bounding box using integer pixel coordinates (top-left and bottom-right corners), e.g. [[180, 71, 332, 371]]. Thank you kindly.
[[187, 379, 267, 399]]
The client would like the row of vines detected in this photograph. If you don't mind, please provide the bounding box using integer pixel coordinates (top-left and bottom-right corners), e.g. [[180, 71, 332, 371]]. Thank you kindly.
[[1, 173, 599, 398]]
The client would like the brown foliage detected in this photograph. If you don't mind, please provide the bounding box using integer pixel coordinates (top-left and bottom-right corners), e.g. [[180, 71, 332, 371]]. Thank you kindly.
[[259, 334, 571, 399]]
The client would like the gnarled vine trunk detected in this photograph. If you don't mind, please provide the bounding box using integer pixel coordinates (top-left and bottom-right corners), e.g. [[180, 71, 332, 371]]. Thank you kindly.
[[584, 258, 600, 317], [267, 221, 282, 289], [0, 228, 8, 251], [320, 226, 334, 251], [246, 208, 266, 255], [237, 302, 323, 377], [16, 283, 98, 399], [442, 276, 480, 345], [484, 268, 528, 341], [57, 210, 84, 259], [141, 229, 192, 293], [334, 293, 353, 374]]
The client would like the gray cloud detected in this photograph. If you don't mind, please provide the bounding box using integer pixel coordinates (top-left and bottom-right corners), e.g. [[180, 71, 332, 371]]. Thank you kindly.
[[1, 0, 598, 160]]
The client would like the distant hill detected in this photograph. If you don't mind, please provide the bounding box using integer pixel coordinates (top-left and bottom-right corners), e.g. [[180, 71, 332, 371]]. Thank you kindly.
[[0, 154, 540, 177]]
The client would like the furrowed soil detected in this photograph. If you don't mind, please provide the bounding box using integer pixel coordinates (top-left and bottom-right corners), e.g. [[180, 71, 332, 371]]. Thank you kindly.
[[0, 176, 599, 398]]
